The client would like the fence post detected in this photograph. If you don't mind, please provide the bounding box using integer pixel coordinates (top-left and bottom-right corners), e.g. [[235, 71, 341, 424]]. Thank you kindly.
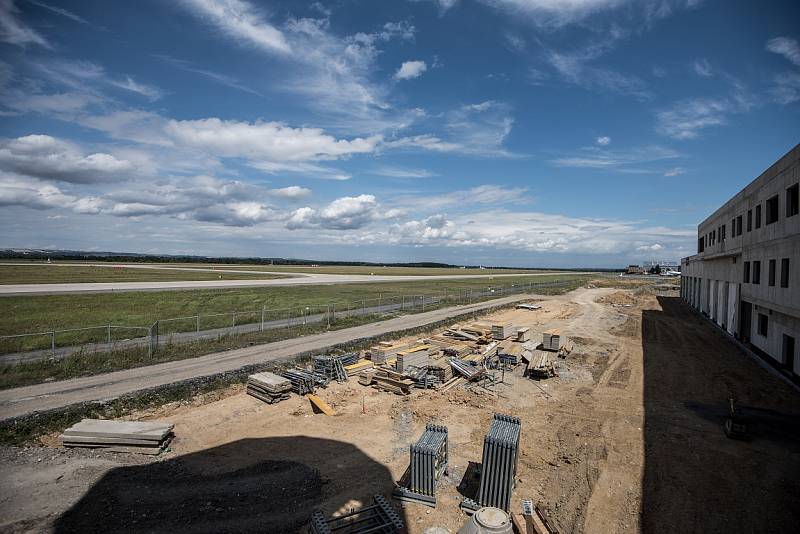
[[196, 315, 200, 333], [327, 304, 331, 328], [232, 311, 236, 328], [332, 303, 335, 322], [261, 306, 265, 332], [422, 295, 425, 312], [51, 330, 55, 358], [107, 324, 111, 344]]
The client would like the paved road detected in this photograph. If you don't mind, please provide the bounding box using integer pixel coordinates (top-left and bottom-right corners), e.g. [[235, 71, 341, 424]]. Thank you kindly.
[[0, 262, 584, 296], [0, 293, 541, 421]]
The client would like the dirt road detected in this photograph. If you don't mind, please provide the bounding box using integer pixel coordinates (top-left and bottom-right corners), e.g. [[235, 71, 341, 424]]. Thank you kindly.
[[0, 293, 537, 421]]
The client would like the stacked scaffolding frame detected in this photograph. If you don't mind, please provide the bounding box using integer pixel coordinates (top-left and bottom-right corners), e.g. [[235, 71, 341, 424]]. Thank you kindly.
[[393, 424, 448, 507]]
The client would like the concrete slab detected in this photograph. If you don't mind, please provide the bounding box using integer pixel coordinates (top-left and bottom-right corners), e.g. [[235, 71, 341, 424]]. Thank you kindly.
[[62, 419, 173, 441]]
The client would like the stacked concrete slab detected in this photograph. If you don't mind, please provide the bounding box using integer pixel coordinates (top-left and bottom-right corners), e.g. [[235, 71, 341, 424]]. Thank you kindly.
[[492, 323, 514, 340], [59, 419, 173, 455], [247, 371, 292, 404], [541, 329, 566, 352]]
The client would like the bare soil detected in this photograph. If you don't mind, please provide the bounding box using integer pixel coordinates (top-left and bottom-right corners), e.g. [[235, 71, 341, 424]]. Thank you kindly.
[[2, 287, 799, 533]]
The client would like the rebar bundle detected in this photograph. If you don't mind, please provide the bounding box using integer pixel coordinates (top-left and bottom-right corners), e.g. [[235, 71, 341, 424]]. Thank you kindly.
[[393, 424, 448, 507], [461, 413, 521, 513], [281, 368, 330, 395]]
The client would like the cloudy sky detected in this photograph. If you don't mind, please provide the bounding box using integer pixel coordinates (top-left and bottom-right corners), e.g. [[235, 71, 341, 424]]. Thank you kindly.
[[0, 0, 798, 267]]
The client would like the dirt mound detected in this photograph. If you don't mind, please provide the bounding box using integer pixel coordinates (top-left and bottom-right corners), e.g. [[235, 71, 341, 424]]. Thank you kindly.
[[597, 291, 637, 307]]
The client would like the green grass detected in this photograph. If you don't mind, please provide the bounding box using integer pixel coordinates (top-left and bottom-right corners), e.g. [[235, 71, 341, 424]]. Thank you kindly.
[[0, 313, 379, 390], [0, 264, 288, 284]]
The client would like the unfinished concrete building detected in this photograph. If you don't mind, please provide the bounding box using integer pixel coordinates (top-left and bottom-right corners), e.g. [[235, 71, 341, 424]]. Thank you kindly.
[[681, 143, 800, 380]]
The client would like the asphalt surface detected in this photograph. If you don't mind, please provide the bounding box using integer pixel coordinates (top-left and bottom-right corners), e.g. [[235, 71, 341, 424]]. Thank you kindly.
[[0, 262, 582, 295], [0, 293, 538, 421]]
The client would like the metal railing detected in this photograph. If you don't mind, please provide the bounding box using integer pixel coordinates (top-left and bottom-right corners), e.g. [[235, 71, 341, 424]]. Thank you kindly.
[[0, 280, 573, 364]]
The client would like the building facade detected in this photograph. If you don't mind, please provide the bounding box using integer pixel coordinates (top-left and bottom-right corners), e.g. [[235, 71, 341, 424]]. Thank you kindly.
[[681, 143, 800, 380]]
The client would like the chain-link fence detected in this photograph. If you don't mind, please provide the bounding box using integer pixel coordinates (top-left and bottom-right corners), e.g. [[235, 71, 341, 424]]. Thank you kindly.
[[0, 280, 572, 364]]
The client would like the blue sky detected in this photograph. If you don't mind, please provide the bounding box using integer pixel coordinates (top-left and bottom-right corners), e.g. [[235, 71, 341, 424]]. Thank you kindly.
[[0, 0, 798, 267]]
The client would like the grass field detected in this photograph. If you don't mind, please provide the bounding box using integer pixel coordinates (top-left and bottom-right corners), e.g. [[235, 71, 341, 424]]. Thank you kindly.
[[0, 261, 554, 279], [0, 276, 592, 389], [0, 274, 590, 352], [0, 264, 288, 284]]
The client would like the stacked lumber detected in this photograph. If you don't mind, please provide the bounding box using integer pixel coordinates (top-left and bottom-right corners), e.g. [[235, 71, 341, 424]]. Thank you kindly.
[[426, 361, 454, 383], [367, 346, 390, 364], [526, 350, 557, 379], [542, 329, 566, 352], [247, 372, 292, 404], [444, 328, 480, 342], [492, 323, 514, 340], [359, 369, 414, 395], [344, 358, 374, 375], [516, 327, 531, 342], [59, 419, 173, 455], [396, 349, 431, 373]]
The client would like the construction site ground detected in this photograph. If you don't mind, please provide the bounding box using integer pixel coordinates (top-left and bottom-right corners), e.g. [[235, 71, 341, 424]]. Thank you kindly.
[[2, 285, 799, 533]]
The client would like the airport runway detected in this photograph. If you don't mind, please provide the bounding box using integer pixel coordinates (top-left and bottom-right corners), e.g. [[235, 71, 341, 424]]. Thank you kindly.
[[0, 262, 584, 295]]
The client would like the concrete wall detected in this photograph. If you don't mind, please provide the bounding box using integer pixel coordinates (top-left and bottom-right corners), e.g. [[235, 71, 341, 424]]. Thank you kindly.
[[681, 143, 800, 379]]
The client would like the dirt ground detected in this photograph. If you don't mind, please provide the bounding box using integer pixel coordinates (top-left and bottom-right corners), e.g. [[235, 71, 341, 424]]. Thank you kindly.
[[2, 285, 799, 533]]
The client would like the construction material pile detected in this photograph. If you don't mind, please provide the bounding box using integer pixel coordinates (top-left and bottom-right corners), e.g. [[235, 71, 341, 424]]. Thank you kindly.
[[359, 368, 415, 395], [525, 350, 557, 379], [461, 414, 521, 513], [313, 353, 358, 382], [281, 368, 330, 395], [247, 372, 292, 404], [542, 329, 564, 351], [396, 348, 431, 373], [449, 358, 486, 380], [59, 419, 174, 455]]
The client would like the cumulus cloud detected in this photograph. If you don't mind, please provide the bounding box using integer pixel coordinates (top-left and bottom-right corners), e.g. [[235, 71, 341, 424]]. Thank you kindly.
[[268, 185, 311, 199], [0, 134, 133, 183], [596, 136, 611, 145], [164, 118, 382, 161], [286, 194, 402, 230], [395, 60, 427, 80]]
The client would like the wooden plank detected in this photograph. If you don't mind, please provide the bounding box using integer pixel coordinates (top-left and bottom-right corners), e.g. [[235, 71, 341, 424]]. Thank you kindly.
[[306, 394, 336, 416]]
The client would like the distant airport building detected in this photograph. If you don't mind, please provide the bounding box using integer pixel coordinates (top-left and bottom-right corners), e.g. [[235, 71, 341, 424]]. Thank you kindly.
[[681, 143, 799, 380]]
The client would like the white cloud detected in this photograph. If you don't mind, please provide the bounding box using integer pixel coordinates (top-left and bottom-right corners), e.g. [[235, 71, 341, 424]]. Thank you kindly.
[[479, 0, 702, 28], [0, 0, 49, 47], [693, 58, 713, 77], [596, 136, 611, 145], [108, 76, 163, 101], [286, 194, 403, 230], [268, 185, 311, 199], [371, 166, 435, 178], [180, 0, 291, 54], [164, 117, 382, 161], [155, 54, 262, 96], [395, 60, 428, 80], [550, 145, 680, 169], [769, 71, 800, 105], [26, 0, 88, 24], [636, 243, 663, 251], [664, 166, 684, 177], [766, 36, 800, 67], [396, 184, 528, 210], [655, 97, 730, 140], [0, 134, 133, 183]]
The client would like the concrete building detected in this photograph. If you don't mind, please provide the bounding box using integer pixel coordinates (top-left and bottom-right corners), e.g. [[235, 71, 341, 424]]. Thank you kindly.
[[681, 143, 800, 380]]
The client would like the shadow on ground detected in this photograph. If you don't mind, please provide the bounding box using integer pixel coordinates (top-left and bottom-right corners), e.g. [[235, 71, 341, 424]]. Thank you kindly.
[[54, 436, 403, 533], [641, 296, 800, 533]]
